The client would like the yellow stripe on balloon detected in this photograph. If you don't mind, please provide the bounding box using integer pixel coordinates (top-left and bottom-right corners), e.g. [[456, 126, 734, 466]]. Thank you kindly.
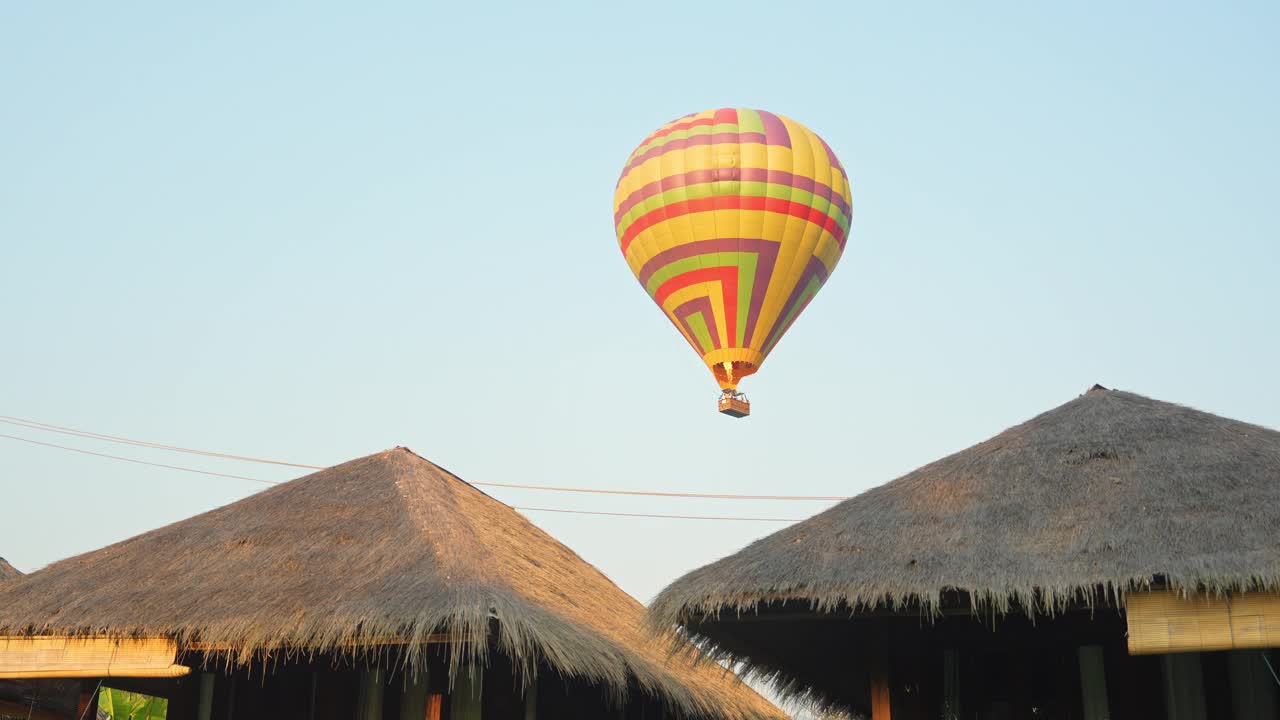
[[814, 235, 842, 273]]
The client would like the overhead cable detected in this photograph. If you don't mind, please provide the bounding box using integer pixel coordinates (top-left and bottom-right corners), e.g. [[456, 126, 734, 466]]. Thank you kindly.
[[0, 433, 803, 522], [0, 415, 847, 501]]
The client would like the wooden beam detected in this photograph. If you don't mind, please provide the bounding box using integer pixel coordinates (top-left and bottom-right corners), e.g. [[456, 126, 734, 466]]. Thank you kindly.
[[185, 634, 454, 653], [1128, 590, 1280, 654], [0, 636, 189, 679]]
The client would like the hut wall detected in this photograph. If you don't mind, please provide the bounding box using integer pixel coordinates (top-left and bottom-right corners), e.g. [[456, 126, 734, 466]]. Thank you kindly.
[[696, 609, 1193, 718], [480, 652, 526, 719], [83, 650, 676, 720], [1229, 650, 1280, 718]]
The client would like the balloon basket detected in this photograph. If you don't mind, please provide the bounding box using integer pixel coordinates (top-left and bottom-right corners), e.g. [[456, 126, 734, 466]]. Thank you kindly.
[[718, 391, 750, 418]]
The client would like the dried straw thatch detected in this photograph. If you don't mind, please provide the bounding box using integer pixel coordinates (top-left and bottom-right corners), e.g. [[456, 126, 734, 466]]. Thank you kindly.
[[0, 449, 785, 720], [652, 385, 1280, 627], [0, 559, 19, 583]]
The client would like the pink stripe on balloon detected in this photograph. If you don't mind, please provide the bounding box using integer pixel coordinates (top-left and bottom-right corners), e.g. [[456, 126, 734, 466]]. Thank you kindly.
[[761, 255, 829, 352], [619, 132, 769, 179], [674, 296, 721, 351], [756, 110, 791, 149], [614, 168, 851, 225]]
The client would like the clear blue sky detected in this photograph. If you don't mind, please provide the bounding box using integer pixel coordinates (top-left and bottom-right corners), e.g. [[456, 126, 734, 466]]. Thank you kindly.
[[2, 1, 1278, 607]]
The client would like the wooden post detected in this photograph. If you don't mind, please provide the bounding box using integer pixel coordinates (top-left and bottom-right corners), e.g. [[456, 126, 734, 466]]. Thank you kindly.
[[197, 673, 216, 720], [399, 666, 430, 720], [870, 651, 892, 720], [449, 667, 482, 720], [1077, 645, 1110, 720], [522, 677, 536, 720], [224, 674, 236, 720], [425, 695, 443, 720], [356, 668, 385, 720], [76, 681, 100, 720], [941, 649, 960, 720], [1161, 653, 1208, 720], [160, 674, 200, 720]]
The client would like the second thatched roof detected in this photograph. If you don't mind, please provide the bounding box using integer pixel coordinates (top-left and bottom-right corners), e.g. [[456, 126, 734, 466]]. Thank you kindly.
[[0, 558, 20, 583], [0, 448, 785, 720], [652, 386, 1280, 627]]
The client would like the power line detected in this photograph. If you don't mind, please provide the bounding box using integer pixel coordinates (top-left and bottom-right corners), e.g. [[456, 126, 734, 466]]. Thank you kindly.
[[0, 433, 803, 522], [471, 480, 843, 501], [0, 434, 277, 485], [0, 415, 848, 502], [0, 416, 322, 469], [514, 506, 802, 522]]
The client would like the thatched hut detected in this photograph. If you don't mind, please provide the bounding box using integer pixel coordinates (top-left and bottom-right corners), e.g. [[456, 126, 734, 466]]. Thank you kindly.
[[0, 560, 78, 720], [651, 387, 1280, 719], [0, 448, 786, 720]]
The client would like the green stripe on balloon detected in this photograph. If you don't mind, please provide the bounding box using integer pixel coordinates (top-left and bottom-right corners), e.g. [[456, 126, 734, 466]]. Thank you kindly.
[[644, 251, 761, 302], [628, 122, 741, 161], [619, 180, 851, 230], [645, 255, 711, 296], [737, 109, 766, 135], [687, 312, 715, 355], [736, 252, 758, 346]]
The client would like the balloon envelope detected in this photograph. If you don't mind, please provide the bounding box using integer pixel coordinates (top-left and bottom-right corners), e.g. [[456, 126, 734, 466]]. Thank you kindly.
[[613, 108, 851, 391]]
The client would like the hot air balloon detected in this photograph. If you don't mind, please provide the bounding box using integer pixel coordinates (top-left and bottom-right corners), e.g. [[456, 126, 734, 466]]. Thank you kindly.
[[613, 108, 851, 417]]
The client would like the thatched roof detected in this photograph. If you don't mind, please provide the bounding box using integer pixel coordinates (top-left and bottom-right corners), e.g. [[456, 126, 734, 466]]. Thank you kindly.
[[0, 558, 19, 583], [0, 449, 785, 720], [652, 386, 1280, 627]]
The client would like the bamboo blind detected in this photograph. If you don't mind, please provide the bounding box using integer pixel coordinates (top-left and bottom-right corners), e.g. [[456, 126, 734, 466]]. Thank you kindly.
[[1126, 590, 1280, 655], [0, 636, 190, 679]]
